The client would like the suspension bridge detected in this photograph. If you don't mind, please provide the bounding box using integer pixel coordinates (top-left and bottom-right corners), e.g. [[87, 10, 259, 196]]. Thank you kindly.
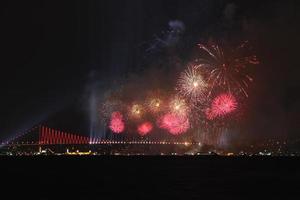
[[1, 125, 202, 146]]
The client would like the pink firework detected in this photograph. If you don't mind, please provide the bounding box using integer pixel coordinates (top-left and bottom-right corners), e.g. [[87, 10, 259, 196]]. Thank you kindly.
[[205, 108, 216, 120], [157, 113, 190, 135], [109, 112, 125, 133], [210, 93, 237, 118], [137, 122, 153, 136]]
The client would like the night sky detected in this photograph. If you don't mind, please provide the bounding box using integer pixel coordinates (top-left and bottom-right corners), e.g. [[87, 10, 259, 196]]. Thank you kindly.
[[0, 0, 299, 141]]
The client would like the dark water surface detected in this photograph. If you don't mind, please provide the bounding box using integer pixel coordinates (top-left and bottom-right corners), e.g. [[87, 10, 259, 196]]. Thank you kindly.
[[1, 156, 300, 199]]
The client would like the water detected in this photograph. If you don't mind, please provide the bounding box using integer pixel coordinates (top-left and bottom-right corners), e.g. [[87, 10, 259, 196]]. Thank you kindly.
[[1, 156, 300, 198]]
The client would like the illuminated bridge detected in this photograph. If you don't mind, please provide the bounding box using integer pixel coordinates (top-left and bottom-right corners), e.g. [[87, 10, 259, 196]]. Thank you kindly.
[[1, 126, 201, 146], [0, 126, 205, 155]]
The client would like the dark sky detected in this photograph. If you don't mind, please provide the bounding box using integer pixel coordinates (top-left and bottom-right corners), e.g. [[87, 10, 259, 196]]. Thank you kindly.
[[0, 0, 299, 141]]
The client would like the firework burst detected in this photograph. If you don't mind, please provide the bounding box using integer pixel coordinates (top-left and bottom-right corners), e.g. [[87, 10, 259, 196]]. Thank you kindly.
[[145, 89, 167, 114], [129, 103, 144, 119], [147, 98, 163, 114], [157, 113, 190, 135], [137, 122, 153, 136], [177, 65, 207, 102], [197, 41, 259, 97], [206, 93, 238, 119], [109, 112, 125, 133], [169, 96, 190, 117]]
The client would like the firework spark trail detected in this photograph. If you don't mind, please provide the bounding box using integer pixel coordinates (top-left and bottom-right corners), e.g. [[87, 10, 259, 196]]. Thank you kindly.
[[197, 42, 259, 97]]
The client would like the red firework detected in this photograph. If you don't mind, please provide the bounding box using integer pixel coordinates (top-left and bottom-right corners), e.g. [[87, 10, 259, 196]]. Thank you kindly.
[[157, 113, 190, 135], [109, 112, 125, 133], [205, 108, 216, 120], [210, 93, 237, 118], [137, 122, 153, 136], [197, 42, 259, 97]]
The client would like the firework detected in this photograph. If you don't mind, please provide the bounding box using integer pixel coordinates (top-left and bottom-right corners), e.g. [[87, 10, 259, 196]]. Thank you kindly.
[[169, 96, 190, 117], [137, 122, 153, 136], [177, 65, 207, 102], [157, 113, 190, 135], [129, 103, 143, 119], [205, 108, 216, 120], [207, 93, 237, 119], [109, 112, 125, 133], [147, 98, 163, 113], [197, 42, 259, 97], [100, 38, 258, 146], [101, 100, 123, 122]]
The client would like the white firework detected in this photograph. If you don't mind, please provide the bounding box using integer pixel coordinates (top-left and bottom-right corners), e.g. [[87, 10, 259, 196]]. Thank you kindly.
[[177, 66, 207, 102]]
